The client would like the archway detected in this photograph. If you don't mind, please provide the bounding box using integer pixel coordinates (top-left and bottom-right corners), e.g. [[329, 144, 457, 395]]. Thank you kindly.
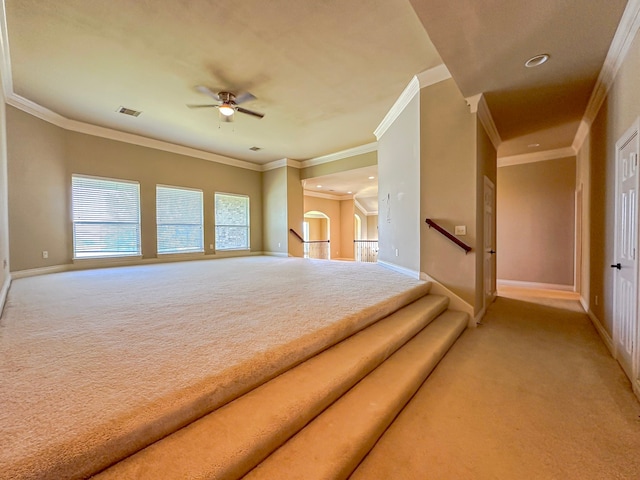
[[304, 210, 330, 259]]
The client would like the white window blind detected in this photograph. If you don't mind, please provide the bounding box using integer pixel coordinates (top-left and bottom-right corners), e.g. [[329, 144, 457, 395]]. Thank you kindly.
[[72, 175, 141, 259], [156, 185, 204, 254], [215, 193, 250, 250]]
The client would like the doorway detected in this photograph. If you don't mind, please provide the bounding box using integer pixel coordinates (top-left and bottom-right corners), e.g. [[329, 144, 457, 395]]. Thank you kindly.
[[304, 211, 330, 259], [613, 118, 639, 385], [483, 176, 496, 311]]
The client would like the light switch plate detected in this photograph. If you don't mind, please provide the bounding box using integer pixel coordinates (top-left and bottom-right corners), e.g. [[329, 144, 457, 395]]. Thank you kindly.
[[454, 225, 466, 236]]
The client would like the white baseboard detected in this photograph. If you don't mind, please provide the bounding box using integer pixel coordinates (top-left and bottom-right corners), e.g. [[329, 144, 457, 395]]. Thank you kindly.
[[378, 260, 421, 279], [11, 252, 266, 279], [420, 271, 475, 327], [0, 273, 11, 315], [585, 307, 615, 356], [12, 265, 70, 279], [263, 251, 289, 257], [497, 279, 575, 292]]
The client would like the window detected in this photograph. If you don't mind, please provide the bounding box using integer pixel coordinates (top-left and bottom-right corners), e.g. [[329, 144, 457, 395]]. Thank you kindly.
[[215, 193, 250, 250], [72, 175, 141, 259], [156, 185, 204, 254]]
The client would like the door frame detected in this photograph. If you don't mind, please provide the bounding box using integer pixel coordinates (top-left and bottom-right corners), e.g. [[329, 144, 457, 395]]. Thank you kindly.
[[483, 176, 496, 312], [613, 117, 640, 395]]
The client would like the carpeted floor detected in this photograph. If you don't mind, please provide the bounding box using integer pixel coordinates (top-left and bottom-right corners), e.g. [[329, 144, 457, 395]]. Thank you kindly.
[[352, 291, 640, 479], [0, 256, 426, 479]]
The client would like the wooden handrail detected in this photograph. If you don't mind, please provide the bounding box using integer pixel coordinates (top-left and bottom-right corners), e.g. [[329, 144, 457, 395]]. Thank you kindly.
[[289, 228, 304, 242], [425, 218, 472, 254]]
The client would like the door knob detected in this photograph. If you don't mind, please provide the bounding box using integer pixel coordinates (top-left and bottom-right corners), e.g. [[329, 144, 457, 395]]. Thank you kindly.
[[489, 250, 496, 254], [611, 263, 622, 270]]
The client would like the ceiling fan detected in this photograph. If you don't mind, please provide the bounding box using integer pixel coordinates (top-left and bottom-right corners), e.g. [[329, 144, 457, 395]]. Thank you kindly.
[[187, 85, 265, 122]]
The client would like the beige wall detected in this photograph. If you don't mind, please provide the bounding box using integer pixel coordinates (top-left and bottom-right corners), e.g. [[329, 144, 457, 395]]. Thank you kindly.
[[354, 203, 366, 240], [287, 166, 304, 257], [378, 93, 421, 272], [497, 157, 576, 287], [7, 106, 263, 271], [420, 78, 478, 307], [585, 25, 640, 335], [0, 68, 10, 297], [8, 108, 69, 270], [367, 215, 378, 240], [304, 195, 343, 258], [263, 167, 288, 255], [306, 218, 328, 241], [576, 134, 591, 305], [340, 199, 355, 259], [300, 151, 376, 180]]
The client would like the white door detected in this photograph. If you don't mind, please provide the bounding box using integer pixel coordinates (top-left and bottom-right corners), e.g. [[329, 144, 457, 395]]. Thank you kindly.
[[484, 176, 496, 310], [613, 121, 640, 381]]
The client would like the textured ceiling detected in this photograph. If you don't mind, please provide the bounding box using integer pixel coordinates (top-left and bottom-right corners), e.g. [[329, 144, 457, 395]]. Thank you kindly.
[[5, 0, 442, 164], [409, 0, 628, 157], [3, 0, 630, 172]]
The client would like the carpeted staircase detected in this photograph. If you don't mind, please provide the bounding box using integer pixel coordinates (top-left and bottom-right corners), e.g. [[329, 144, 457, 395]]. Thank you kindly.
[[91, 285, 467, 479]]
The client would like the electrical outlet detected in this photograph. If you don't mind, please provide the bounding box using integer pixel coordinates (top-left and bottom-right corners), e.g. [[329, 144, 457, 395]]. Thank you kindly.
[[209, 244, 214, 250], [42, 251, 48, 259], [455, 225, 467, 236], [395, 249, 399, 257], [278, 242, 281, 248]]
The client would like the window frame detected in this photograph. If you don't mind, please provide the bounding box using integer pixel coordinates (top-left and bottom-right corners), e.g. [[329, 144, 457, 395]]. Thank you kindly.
[[156, 184, 205, 255], [71, 174, 142, 260], [214, 192, 251, 251]]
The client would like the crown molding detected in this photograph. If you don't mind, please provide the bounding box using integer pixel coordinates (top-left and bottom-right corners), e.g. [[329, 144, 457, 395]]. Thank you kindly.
[[467, 93, 501, 150], [6, 93, 265, 172], [498, 146, 576, 167], [300, 142, 377, 168], [303, 190, 353, 201], [262, 158, 302, 171], [374, 76, 420, 140], [573, 0, 640, 151], [572, 119, 591, 152], [416, 64, 451, 88], [374, 64, 451, 141], [354, 198, 378, 216]]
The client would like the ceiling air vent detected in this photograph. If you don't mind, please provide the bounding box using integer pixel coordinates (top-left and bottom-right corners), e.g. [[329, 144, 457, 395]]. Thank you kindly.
[[117, 106, 142, 117], [249, 146, 261, 151]]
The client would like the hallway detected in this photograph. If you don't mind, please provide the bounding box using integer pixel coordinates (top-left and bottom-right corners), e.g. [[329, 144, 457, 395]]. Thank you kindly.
[[352, 290, 640, 479]]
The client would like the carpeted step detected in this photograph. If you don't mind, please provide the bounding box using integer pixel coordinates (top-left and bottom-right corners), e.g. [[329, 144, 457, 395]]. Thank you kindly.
[[92, 293, 450, 479], [244, 310, 468, 480]]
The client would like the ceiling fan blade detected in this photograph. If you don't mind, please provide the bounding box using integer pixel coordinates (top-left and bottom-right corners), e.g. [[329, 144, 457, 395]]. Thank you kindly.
[[236, 106, 265, 119], [195, 85, 221, 101], [234, 92, 257, 105], [186, 104, 220, 109]]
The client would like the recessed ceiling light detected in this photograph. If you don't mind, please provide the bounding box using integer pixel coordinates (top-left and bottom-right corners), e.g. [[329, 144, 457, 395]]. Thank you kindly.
[[347, 191, 353, 194], [525, 54, 550, 68], [528, 143, 540, 148], [316, 185, 322, 188], [368, 176, 375, 180]]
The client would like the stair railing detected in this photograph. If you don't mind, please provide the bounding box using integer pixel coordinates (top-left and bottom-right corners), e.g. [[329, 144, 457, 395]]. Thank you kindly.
[[354, 240, 379, 263], [290, 229, 330, 259], [425, 218, 472, 254]]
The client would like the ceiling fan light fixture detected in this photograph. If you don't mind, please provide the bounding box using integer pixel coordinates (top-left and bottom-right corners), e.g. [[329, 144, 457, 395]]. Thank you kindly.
[[525, 54, 550, 68], [219, 104, 235, 116]]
